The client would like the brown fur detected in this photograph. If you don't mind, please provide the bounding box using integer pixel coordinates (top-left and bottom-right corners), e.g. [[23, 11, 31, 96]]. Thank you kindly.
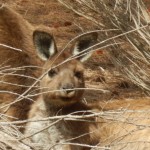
[[25, 30, 99, 149], [93, 98, 150, 149], [0, 5, 51, 127]]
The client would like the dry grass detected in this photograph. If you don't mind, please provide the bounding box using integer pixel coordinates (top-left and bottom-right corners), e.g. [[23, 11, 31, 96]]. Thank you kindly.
[[58, 0, 150, 93], [0, 0, 150, 149]]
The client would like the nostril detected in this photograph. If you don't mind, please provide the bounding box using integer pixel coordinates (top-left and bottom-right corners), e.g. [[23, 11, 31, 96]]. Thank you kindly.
[[61, 83, 74, 93]]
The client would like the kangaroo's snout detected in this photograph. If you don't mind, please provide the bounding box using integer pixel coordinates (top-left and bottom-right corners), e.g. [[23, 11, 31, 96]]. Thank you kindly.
[[60, 83, 75, 98], [61, 83, 74, 93]]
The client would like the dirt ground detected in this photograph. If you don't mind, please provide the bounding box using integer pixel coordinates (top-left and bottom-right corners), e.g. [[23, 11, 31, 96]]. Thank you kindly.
[[0, 0, 149, 103]]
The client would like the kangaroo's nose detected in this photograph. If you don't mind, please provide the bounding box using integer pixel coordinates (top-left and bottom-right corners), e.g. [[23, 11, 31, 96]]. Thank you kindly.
[[61, 83, 74, 94]]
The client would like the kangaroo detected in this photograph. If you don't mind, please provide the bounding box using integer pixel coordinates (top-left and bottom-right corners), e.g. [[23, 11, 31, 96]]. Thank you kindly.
[[25, 31, 99, 150], [0, 5, 50, 128], [95, 98, 150, 150]]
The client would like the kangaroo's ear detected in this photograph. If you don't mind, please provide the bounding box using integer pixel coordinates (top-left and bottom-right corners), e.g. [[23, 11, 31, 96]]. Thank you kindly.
[[72, 32, 98, 62], [33, 30, 57, 61]]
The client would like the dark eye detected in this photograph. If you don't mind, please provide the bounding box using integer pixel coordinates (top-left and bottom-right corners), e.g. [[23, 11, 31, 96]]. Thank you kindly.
[[48, 69, 57, 77], [74, 71, 83, 79]]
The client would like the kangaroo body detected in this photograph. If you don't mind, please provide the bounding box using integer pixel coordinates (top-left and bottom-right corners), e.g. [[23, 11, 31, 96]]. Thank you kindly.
[[0, 5, 51, 130], [96, 98, 150, 150], [25, 29, 99, 150]]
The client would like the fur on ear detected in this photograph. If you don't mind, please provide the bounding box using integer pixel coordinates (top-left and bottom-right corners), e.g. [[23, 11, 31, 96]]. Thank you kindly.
[[72, 32, 98, 62], [33, 30, 57, 61]]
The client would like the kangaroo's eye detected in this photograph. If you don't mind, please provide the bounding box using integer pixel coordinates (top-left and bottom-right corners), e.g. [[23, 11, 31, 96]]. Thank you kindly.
[[48, 69, 57, 77], [74, 71, 83, 79]]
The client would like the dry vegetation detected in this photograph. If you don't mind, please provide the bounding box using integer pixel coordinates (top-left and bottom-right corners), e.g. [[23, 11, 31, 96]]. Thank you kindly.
[[58, 0, 150, 92], [0, 0, 150, 149]]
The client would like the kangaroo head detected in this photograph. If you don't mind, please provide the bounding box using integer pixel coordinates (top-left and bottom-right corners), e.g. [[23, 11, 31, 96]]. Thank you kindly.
[[33, 30, 97, 107]]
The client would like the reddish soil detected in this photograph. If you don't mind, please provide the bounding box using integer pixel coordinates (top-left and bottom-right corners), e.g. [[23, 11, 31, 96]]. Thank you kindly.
[[0, 0, 149, 103]]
